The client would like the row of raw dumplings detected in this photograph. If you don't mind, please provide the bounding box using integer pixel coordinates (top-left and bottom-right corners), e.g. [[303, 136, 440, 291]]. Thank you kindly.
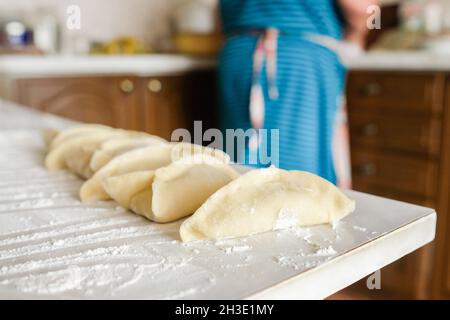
[[43, 124, 355, 242]]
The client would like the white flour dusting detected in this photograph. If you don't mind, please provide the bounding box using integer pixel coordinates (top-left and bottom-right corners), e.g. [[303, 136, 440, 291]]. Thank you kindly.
[[274, 208, 299, 230], [0, 101, 377, 299], [352, 225, 367, 232], [314, 245, 337, 256], [222, 245, 251, 254]]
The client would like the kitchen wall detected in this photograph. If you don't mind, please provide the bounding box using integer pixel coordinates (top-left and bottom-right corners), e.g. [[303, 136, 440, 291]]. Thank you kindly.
[[0, 0, 176, 52]]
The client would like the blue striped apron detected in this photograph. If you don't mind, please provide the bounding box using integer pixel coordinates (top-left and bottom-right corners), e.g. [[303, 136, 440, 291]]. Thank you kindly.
[[218, 0, 350, 186]]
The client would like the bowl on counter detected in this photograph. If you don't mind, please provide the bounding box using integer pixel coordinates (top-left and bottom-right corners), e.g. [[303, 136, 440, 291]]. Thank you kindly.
[[173, 33, 222, 57]]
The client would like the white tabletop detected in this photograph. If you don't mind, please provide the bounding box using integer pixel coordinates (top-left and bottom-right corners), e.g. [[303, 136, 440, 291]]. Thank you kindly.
[[0, 54, 215, 77], [1, 51, 448, 78], [0, 100, 436, 299], [346, 50, 450, 71]]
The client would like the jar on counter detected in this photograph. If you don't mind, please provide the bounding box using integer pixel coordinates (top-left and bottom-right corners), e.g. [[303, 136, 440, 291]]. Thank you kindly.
[[423, 0, 444, 35], [32, 7, 60, 54]]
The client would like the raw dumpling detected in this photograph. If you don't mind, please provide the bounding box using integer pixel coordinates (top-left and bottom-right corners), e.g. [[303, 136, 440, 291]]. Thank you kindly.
[[49, 124, 113, 150], [89, 136, 167, 172], [147, 156, 239, 222], [79, 144, 173, 202], [179, 167, 355, 242], [45, 129, 124, 171], [41, 128, 59, 148], [170, 142, 230, 164], [102, 155, 240, 222], [102, 170, 155, 209], [46, 126, 154, 177]]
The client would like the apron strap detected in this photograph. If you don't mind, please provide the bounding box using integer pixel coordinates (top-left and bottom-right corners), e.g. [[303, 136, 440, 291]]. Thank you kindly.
[[249, 28, 279, 150]]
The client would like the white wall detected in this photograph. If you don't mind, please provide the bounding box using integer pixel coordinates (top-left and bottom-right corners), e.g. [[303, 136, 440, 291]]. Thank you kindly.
[[0, 0, 176, 52]]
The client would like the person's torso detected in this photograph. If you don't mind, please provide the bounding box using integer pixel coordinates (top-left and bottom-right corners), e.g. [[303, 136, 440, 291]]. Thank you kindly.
[[219, 0, 344, 39]]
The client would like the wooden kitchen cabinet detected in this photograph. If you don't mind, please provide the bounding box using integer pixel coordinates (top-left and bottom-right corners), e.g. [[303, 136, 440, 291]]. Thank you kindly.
[[15, 76, 140, 129], [11, 70, 217, 140], [345, 71, 450, 299], [137, 71, 217, 139], [434, 80, 450, 299], [140, 76, 186, 140]]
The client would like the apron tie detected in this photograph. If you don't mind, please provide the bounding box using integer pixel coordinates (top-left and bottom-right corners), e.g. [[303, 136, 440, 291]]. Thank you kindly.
[[249, 28, 279, 150], [230, 28, 350, 184]]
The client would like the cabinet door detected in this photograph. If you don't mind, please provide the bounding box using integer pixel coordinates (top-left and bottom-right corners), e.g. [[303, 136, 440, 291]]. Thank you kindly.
[[16, 76, 140, 129], [182, 70, 218, 134], [343, 71, 441, 300], [140, 75, 189, 140], [139, 71, 217, 141], [433, 80, 450, 299]]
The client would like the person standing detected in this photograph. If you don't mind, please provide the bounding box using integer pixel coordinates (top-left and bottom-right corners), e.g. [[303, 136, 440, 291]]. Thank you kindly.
[[217, 0, 375, 185]]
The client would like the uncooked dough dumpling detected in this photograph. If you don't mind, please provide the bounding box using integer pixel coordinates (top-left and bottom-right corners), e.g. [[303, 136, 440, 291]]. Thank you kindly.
[[45, 129, 124, 171], [146, 156, 239, 222], [102, 155, 240, 222], [89, 136, 167, 172], [102, 170, 155, 209], [45, 123, 158, 177], [49, 124, 113, 150], [80, 144, 173, 202], [41, 128, 59, 148], [179, 167, 355, 242], [171, 142, 230, 164]]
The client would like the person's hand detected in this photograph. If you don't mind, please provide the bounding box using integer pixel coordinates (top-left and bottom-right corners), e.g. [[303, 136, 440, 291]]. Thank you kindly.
[[307, 35, 364, 65], [338, 0, 379, 47]]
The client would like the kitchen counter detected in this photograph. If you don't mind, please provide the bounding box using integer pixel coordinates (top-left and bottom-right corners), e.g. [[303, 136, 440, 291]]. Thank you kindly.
[[347, 50, 450, 71], [0, 54, 216, 77], [2, 51, 449, 77], [0, 99, 437, 299]]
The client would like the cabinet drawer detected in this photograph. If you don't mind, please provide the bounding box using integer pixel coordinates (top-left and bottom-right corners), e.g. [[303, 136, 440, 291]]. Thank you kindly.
[[349, 112, 441, 156], [351, 149, 438, 197], [347, 72, 443, 114]]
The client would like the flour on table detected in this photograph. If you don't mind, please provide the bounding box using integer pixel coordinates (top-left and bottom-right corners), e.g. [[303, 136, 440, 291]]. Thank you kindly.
[[222, 245, 251, 254], [0, 100, 377, 299], [314, 245, 337, 256], [352, 225, 367, 232], [274, 208, 299, 230]]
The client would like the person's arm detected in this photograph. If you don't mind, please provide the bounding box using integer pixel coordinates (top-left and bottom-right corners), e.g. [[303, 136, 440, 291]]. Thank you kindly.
[[337, 0, 379, 47]]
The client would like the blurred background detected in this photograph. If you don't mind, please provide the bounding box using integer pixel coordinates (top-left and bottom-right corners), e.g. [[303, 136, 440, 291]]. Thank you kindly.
[[0, 0, 450, 300], [0, 0, 221, 55], [2, 0, 450, 55]]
